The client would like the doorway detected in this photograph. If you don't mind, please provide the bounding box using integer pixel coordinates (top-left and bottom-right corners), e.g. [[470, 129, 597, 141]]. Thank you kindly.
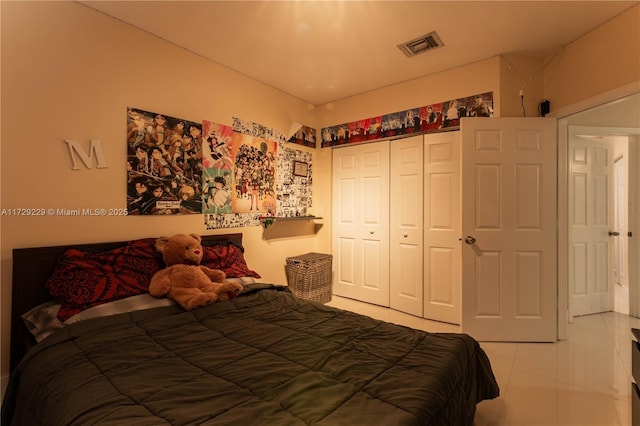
[[568, 129, 632, 317], [557, 91, 640, 334]]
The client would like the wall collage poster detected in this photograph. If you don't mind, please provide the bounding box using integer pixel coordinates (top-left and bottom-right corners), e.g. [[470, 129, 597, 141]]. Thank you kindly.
[[126, 108, 313, 230]]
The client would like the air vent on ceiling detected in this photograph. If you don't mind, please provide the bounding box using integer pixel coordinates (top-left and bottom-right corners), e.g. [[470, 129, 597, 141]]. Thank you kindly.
[[397, 31, 444, 57]]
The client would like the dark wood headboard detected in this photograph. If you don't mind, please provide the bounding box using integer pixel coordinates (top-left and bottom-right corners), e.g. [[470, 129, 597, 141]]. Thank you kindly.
[[10, 233, 243, 373]]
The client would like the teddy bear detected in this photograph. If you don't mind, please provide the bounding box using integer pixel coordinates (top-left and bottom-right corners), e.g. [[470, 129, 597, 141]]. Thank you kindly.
[[148, 233, 243, 310]]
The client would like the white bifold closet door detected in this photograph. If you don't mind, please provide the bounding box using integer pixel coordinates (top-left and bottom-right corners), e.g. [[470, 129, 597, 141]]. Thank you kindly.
[[389, 132, 462, 323], [333, 134, 462, 323], [332, 141, 390, 306], [423, 131, 462, 325], [390, 135, 424, 317]]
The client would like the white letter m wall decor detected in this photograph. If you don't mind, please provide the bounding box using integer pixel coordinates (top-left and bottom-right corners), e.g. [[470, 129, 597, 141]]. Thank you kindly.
[[64, 139, 109, 170]]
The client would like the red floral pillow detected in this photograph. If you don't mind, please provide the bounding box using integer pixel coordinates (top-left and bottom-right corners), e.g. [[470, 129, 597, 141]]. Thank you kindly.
[[45, 238, 164, 321], [201, 242, 261, 279]]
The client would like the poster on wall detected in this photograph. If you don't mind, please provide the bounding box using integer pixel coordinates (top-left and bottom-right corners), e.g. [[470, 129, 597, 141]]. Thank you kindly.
[[126, 107, 203, 215], [347, 118, 376, 144], [321, 91, 493, 147], [287, 124, 317, 148], [420, 103, 443, 131], [202, 120, 234, 214], [231, 132, 277, 214], [379, 107, 421, 138], [204, 119, 281, 230], [277, 147, 312, 218], [204, 117, 314, 230], [441, 92, 494, 128]]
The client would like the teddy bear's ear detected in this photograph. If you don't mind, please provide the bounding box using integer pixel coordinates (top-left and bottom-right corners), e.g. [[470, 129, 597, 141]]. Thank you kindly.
[[189, 234, 202, 243], [155, 237, 170, 252]]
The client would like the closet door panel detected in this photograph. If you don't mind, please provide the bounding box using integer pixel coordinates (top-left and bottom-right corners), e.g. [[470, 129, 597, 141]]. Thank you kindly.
[[427, 246, 456, 307], [390, 135, 423, 316], [333, 146, 360, 299], [358, 142, 390, 306], [424, 132, 461, 324], [332, 141, 389, 306], [335, 236, 358, 299]]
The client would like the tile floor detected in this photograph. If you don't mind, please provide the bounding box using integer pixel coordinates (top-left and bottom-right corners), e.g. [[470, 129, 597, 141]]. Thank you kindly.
[[326, 295, 640, 426]]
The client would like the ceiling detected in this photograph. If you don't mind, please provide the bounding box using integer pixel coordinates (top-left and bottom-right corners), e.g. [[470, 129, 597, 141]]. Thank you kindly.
[[80, 1, 638, 106]]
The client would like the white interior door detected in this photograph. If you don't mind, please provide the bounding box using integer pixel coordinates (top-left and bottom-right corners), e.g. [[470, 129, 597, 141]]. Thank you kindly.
[[390, 136, 423, 316], [569, 132, 612, 316], [424, 131, 461, 324], [332, 142, 390, 306], [461, 117, 557, 342]]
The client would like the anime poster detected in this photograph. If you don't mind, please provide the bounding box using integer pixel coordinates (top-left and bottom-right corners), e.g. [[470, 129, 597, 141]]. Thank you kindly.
[[321, 123, 350, 147], [204, 117, 314, 230], [126, 107, 203, 215], [471, 93, 494, 117], [287, 124, 317, 148], [348, 119, 370, 144], [277, 146, 313, 218], [202, 120, 234, 214], [380, 107, 421, 138], [441, 99, 463, 128], [441, 92, 494, 128], [367, 116, 383, 140], [231, 133, 277, 214], [380, 111, 405, 136], [420, 103, 443, 131], [321, 125, 336, 147]]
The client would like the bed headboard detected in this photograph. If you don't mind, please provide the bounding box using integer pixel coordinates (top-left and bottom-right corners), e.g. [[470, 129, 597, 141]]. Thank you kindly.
[[10, 233, 243, 373]]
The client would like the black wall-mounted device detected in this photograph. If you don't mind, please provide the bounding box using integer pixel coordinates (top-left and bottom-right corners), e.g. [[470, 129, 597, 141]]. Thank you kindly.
[[539, 99, 550, 117]]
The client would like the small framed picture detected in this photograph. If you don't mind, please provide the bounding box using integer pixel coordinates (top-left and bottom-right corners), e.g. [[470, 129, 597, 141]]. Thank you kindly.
[[293, 161, 309, 177]]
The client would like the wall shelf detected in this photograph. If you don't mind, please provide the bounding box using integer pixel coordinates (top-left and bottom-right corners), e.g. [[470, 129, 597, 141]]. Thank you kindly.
[[259, 216, 322, 229]]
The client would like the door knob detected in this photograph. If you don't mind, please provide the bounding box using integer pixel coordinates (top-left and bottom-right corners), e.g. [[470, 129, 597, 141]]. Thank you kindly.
[[609, 231, 620, 236], [464, 236, 476, 245]]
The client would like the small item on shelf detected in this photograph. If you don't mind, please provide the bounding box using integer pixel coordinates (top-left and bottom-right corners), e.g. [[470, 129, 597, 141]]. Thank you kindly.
[[261, 216, 276, 229], [260, 205, 276, 228]]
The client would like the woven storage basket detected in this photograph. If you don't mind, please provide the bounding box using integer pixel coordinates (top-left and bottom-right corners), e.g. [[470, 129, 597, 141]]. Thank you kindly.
[[285, 253, 332, 304]]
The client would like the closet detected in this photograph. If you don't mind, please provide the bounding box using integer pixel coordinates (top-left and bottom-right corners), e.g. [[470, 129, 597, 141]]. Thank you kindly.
[[332, 132, 461, 324]]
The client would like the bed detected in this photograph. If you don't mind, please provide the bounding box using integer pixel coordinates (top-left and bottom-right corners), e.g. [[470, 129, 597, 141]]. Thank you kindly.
[[2, 233, 499, 425]]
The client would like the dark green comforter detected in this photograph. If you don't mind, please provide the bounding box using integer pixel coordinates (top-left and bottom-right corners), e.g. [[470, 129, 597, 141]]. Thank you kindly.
[[2, 284, 499, 425]]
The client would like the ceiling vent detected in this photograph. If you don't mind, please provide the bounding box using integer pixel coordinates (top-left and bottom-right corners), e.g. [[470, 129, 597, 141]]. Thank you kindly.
[[397, 31, 444, 57]]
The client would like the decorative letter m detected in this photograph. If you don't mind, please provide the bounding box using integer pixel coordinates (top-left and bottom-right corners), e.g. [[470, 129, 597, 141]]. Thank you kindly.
[[64, 139, 109, 170]]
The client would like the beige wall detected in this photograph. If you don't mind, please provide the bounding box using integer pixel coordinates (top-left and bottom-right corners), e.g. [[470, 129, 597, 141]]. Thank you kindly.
[[544, 4, 640, 112], [315, 57, 502, 128], [1, 1, 639, 380], [500, 55, 546, 118]]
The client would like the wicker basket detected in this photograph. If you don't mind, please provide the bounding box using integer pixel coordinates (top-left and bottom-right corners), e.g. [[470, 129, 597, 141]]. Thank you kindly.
[[285, 253, 333, 304]]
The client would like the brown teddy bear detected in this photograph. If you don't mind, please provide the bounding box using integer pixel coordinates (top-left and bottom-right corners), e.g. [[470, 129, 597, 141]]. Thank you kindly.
[[149, 233, 243, 310]]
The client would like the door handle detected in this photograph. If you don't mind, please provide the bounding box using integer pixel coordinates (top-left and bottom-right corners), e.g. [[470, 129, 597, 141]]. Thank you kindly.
[[609, 231, 620, 236], [464, 236, 476, 245]]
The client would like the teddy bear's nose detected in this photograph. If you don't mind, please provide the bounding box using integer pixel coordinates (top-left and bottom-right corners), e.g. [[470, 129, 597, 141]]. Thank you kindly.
[[193, 250, 200, 255]]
